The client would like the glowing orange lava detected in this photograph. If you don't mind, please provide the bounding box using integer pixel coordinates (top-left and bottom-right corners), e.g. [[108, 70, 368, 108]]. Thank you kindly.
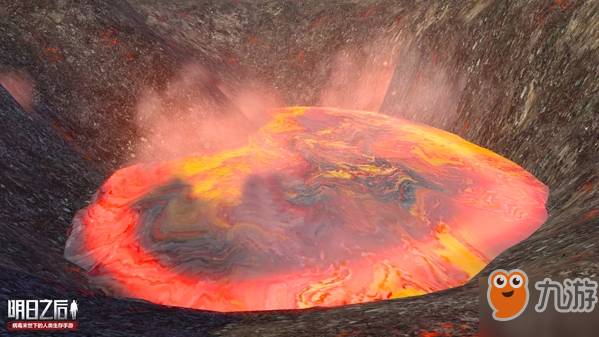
[[64, 107, 548, 312]]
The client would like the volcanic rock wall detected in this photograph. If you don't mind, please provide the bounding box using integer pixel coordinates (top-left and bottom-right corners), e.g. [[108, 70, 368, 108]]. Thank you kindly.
[[1, 0, 598, 336]]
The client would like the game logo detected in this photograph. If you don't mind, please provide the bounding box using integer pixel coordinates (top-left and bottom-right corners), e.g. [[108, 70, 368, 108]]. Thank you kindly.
[[480, 269, 598, 336], [6, 299, 78, 331]]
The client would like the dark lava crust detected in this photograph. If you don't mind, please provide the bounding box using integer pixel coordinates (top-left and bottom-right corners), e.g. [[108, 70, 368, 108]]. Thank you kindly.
[[1, 0, 598, 336]]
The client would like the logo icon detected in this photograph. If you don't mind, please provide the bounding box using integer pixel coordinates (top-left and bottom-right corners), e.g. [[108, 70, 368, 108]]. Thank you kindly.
[[487, 269, 529, 321], [70, 300, 78, 320], [7, 299, 79, 331]]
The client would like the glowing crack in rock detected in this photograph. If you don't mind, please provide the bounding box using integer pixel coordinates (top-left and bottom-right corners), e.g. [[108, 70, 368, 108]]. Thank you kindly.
[[64, 107, 548, 312]]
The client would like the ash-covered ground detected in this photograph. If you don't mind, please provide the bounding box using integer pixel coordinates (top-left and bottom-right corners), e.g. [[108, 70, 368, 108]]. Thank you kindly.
[[0, 0, 598, 336]]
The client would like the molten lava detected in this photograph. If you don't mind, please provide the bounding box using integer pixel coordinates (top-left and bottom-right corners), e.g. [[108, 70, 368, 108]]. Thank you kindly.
[[64, 107, 548, 312]]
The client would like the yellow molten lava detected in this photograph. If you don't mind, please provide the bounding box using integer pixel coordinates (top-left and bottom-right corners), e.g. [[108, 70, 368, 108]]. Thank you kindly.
[[64, 107, 548, 312]]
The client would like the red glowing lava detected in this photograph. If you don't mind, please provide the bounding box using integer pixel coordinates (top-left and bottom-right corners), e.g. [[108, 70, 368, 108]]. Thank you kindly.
[[64, 107, 548, 312]]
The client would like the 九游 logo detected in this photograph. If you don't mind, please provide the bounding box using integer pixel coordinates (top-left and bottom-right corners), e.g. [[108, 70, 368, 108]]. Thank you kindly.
[[535, 278, 597, 313], [487, 269, 530, 321], [486, 269, 598, 321]]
